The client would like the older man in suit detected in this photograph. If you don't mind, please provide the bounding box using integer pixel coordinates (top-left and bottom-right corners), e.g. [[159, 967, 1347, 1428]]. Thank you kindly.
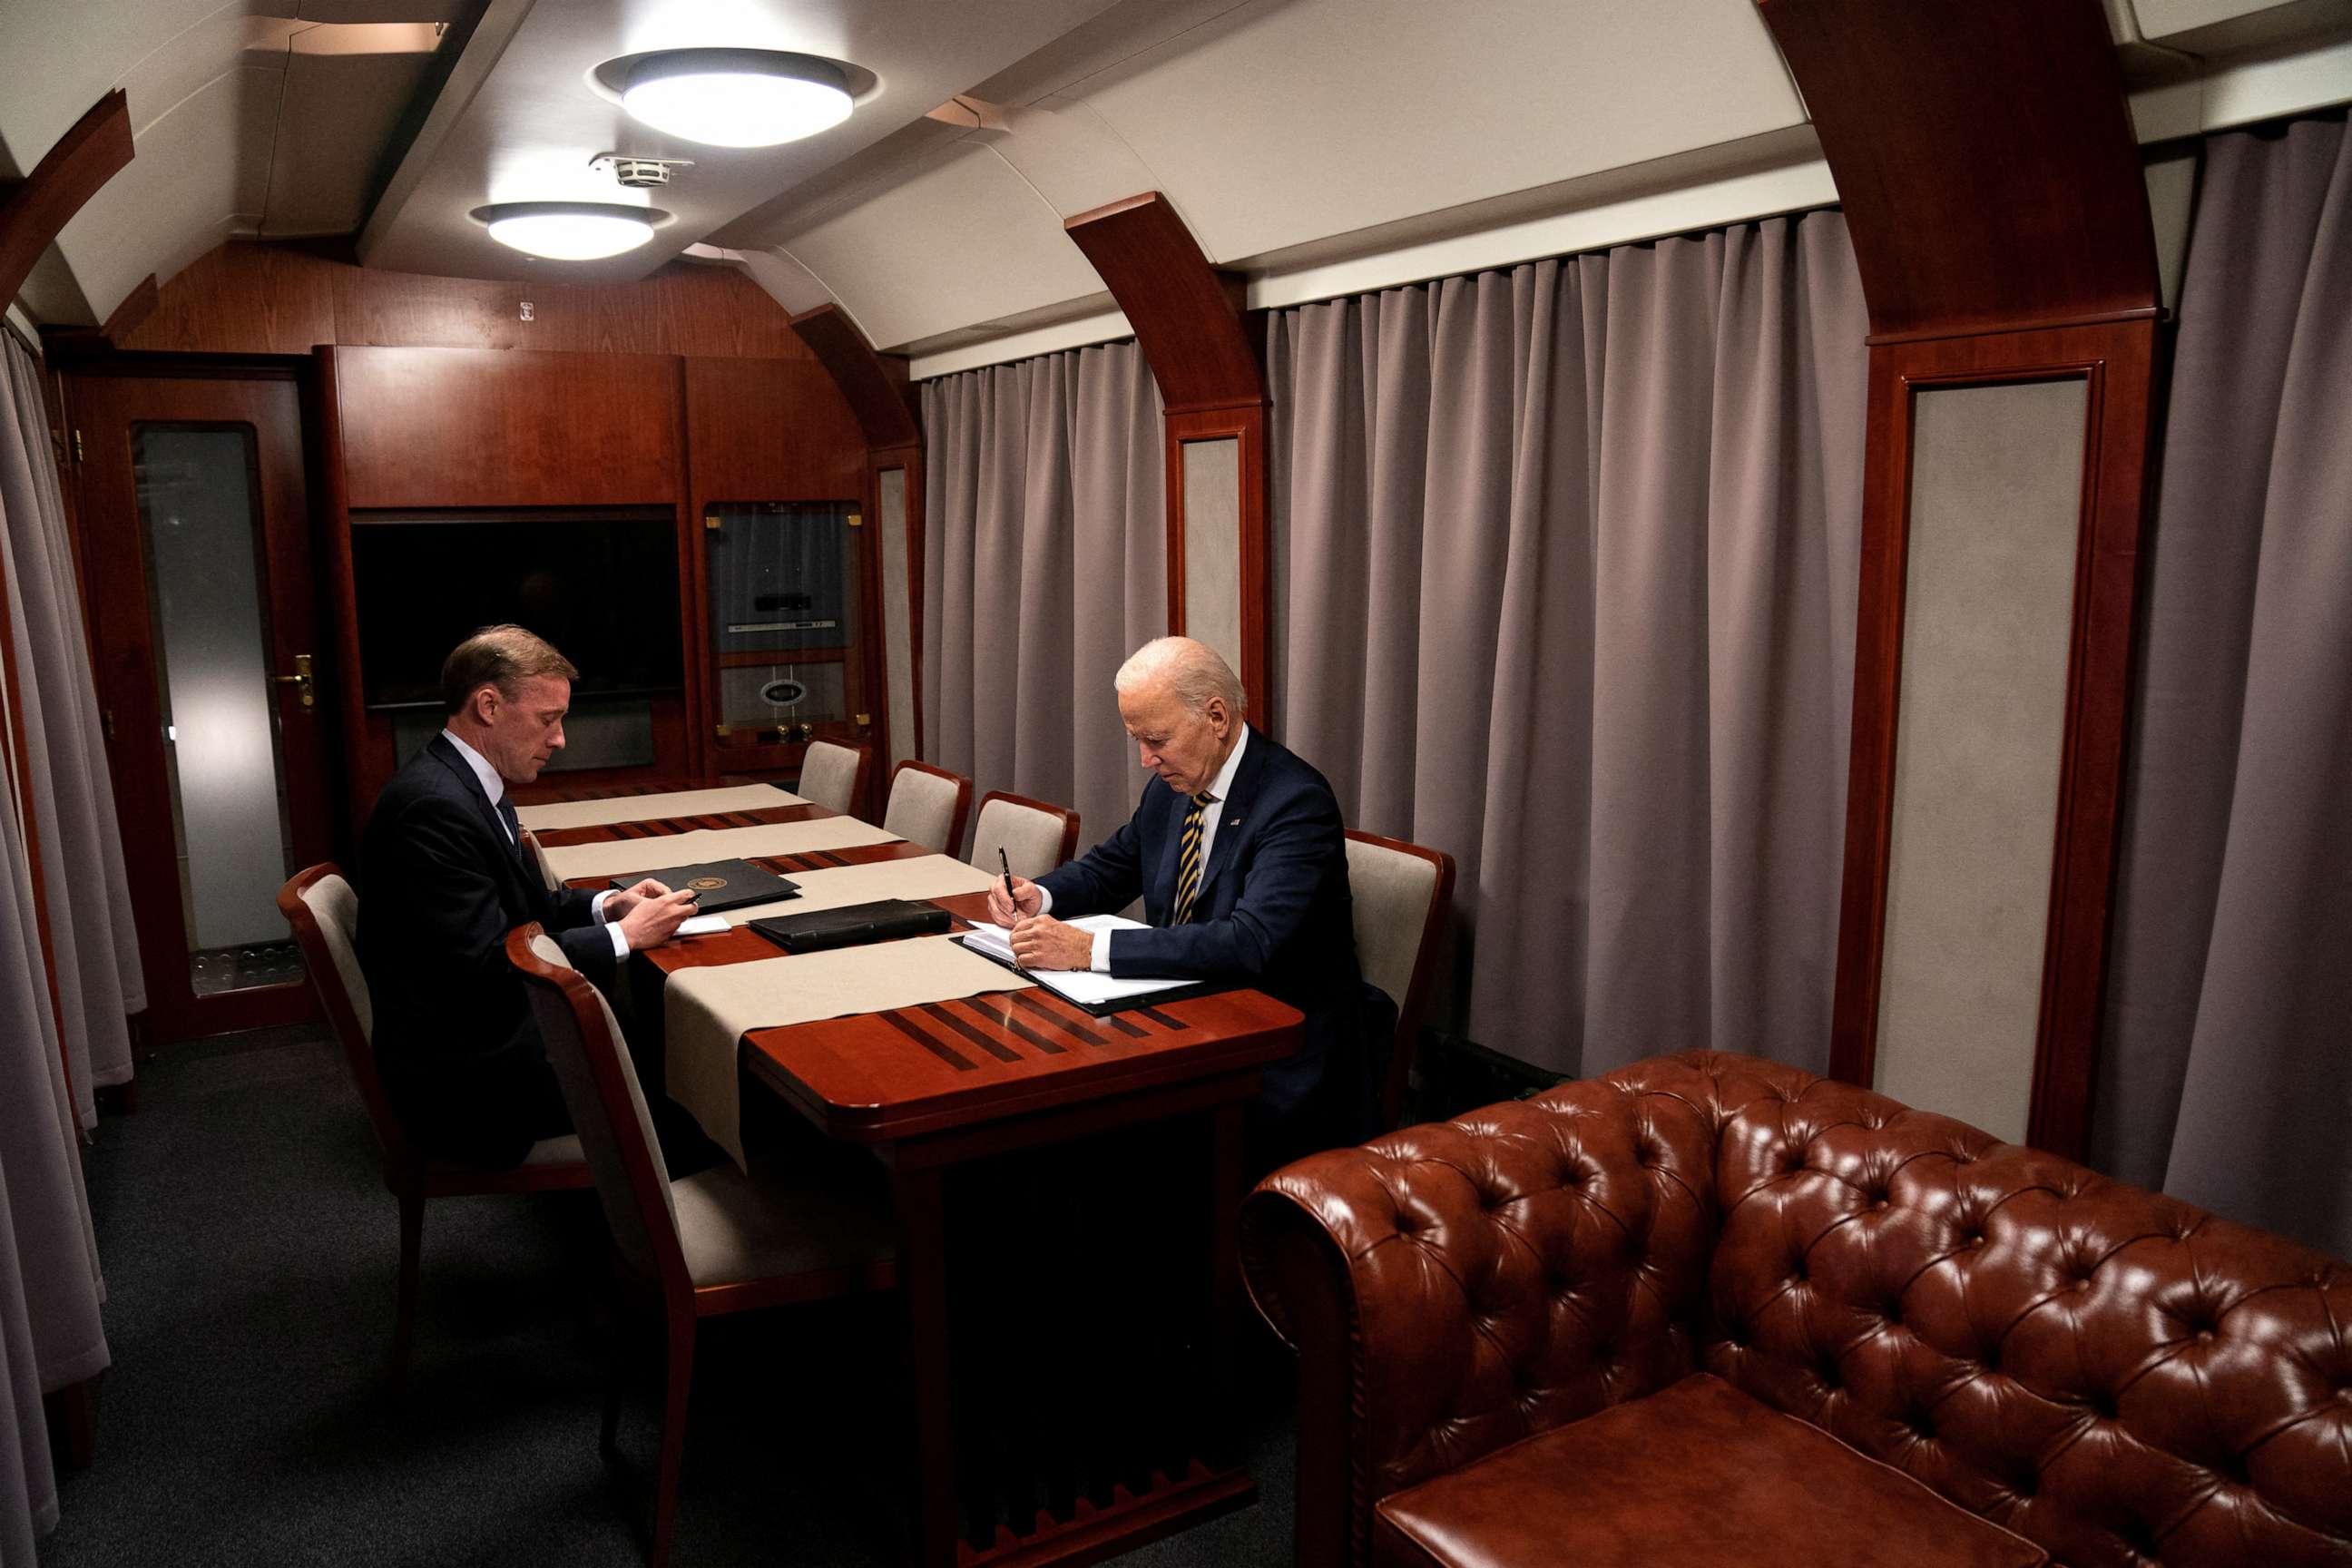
[[989, 636, 1381, 1163], [357, 625, 699, 1167]]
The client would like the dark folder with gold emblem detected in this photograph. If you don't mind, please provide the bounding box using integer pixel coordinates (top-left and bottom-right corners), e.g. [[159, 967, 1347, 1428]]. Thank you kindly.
[[606, 858, 798, 914]]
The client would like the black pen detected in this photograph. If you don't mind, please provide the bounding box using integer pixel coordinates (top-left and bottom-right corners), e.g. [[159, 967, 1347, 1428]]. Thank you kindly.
[[999, 847, 1031, 975]]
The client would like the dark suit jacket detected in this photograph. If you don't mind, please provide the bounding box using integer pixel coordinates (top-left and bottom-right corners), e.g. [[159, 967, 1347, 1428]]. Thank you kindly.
[[357, 734, 615, 1162], [1036, 727, 1372, 1149]]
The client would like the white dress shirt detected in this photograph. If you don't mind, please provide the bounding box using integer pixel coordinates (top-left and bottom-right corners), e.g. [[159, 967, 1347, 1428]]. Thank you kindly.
[[440, 730, 628, 957], [1039, 725, 1250, 973]]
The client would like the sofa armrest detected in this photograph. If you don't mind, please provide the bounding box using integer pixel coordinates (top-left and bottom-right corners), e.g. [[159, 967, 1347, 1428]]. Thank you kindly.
[[1240, 1078, 1720, 1565]]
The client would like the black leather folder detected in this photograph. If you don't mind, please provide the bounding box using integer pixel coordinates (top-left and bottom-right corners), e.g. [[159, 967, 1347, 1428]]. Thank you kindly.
[[745, 898, 951, 954], [607, 858, 798, 914]]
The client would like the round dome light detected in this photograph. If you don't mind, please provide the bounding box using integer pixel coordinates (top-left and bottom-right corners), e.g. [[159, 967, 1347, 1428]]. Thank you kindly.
[[620, 49, 852, 148], [469, 201, 671, 260]]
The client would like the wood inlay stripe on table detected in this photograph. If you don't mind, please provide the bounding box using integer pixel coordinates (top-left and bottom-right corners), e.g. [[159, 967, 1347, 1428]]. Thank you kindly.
[[879, 1009, 977, 1072], [955, 994, 1069, 1055], [1008, 992, 1119, 1045], [916, 1002, 1024, 1063], [1134, 1004, 1189, 1032]]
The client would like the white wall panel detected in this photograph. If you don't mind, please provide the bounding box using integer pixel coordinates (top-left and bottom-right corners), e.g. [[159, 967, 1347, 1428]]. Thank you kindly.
[[778, 143, 1108, 349]]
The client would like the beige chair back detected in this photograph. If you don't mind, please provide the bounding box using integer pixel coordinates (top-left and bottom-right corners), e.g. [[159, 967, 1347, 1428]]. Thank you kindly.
[[523, 828, 562, 893], [799, 740, 867, 816], [278, 864, 416, 1172], [970, 792, 1080, 880], [881, 761, 972, 855], [1343, 831, 1455, 1127], [512, 931, 682, 1288]]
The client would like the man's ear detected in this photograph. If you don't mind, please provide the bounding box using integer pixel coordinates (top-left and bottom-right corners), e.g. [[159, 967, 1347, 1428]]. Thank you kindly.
[[469, 683, 499, 724], [1203, 695, 1230, 737]]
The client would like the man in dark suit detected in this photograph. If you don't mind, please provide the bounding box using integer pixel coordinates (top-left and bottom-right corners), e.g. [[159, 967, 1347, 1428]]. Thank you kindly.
[[988, 636, 1382, 1163], [358, 625, 698, 1167]]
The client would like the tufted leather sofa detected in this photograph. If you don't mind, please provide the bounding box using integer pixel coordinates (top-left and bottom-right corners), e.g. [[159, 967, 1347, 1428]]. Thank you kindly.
[[1241, 1051, 2352, 1568]]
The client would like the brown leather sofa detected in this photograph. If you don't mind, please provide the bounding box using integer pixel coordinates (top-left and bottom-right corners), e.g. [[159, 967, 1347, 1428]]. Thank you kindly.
[[1242, 1051, 2352, 1568]]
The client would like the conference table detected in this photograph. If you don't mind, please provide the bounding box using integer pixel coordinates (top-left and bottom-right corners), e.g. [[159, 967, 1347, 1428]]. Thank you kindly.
[[528, 782, 1303, 1567]]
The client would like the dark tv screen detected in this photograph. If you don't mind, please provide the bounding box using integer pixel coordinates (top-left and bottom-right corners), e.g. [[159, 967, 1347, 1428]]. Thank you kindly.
[[351, 513, 682, 710]]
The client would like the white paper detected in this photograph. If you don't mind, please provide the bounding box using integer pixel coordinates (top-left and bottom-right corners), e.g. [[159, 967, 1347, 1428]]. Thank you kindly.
[[958, 915, 1197, 1006], [675, 913, 731, 936]]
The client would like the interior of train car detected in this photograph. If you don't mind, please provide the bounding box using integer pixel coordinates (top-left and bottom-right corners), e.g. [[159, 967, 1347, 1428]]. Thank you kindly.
[[5, 0, 2350, 1563]]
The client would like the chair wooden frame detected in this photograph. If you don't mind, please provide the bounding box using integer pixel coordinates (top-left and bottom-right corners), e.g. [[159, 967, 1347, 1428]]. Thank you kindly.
[[506, 925, 899, 1568], [882, 759, 974, 856], [276, 865, 589, 1394], [970, 789, 1083, 872], [1343, 830, 1455, 1129]]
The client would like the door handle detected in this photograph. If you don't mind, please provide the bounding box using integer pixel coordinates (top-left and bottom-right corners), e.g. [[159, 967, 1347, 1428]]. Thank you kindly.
[[270, 653, 315, 710]]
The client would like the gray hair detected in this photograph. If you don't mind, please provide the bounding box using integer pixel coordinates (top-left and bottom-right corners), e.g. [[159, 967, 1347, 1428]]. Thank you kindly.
[[1113, 636, 1247, 720]]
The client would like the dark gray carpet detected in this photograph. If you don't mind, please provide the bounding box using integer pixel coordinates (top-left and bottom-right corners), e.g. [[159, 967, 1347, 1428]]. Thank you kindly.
[[41, 1026, 1296, 1566]]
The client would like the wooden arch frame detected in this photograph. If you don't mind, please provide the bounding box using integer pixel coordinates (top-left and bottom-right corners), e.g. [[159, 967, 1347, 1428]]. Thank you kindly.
[[1760, 0, 2163, 1158]]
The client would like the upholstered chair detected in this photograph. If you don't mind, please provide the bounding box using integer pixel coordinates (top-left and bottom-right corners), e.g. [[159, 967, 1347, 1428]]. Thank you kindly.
[[796, 740, 868, 817], [968, 791, 1081, 880], [880, 760, 974, 855], [506, 926, 897, 1568], [1341, 831, 1455, 1128], [276, 865, 587, 1394]]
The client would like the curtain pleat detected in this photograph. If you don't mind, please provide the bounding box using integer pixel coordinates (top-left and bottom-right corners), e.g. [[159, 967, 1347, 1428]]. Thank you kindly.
[[1269, 212, 1867, 1076], [0, 337, 113, 1565], [2095, 115, 2352, 1256], [920, 340, 1166, 851], [0, 336, 143, 1130]]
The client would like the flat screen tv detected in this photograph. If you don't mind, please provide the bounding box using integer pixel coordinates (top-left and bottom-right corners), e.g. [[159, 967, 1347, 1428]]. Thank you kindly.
[[351, 510, 683, 710]]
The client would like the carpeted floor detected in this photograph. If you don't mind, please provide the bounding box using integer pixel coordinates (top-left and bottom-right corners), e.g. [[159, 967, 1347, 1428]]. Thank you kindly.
[[41, 1025, 1297, 1566]]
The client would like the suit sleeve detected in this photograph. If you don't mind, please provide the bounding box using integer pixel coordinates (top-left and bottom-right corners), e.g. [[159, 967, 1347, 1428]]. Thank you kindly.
[[1034, 799, 1147, 919], [387, 795, 618, 996], [1105, 779, 1340, 981]]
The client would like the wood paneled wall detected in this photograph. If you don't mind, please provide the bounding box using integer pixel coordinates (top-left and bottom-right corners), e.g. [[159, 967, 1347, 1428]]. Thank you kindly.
[[116, 240, 812, 360]]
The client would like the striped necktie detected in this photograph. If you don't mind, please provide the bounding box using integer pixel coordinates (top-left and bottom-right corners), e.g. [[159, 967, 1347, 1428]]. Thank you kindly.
[[1172, 790, 1213, 925]]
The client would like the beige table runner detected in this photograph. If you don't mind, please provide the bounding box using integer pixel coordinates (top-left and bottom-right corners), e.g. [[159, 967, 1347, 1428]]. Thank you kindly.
[[665, 934, 1033, 1167], [515, 783, 808, 832], [540, 817, 898, 882]]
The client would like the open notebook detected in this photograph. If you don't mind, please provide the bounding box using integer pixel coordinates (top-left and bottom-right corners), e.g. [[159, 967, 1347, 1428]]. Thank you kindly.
[[956, 915, 1208, 1014]]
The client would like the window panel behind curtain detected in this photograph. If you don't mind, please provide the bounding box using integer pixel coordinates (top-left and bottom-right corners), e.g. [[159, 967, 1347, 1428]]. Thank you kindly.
[[921, 340, 1166, 854], [1268, 212, 1867, 1077]]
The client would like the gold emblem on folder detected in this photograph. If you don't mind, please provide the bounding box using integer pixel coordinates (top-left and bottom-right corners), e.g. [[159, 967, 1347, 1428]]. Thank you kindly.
[[688, 876, 728, 891]]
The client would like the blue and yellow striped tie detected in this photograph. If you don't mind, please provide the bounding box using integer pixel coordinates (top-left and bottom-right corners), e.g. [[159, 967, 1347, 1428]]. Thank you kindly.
[[1172, 791, 1213, 924]]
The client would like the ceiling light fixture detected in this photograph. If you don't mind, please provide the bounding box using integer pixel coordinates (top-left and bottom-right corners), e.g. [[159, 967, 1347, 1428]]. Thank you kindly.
[[618, 48, 853, 148], [469, 201, 673, 260]]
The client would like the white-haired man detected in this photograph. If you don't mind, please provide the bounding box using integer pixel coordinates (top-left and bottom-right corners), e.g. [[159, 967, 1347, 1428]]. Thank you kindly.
[[989, 636, 1383, 1162]]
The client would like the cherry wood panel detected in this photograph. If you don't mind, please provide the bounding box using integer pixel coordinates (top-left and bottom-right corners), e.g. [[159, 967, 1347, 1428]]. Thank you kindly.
[[1757, 0, 2160, 342], [0, 92, 132, 309], [682, 356, 865, 504], [333, 345, 682, 508], [882, 442, 925, 761], [1165, 405, 1269, 723], [1828, 320, 2158, 1159], [1063, 192, 1259, 415], [787, 303, 919, 448], [117, 241, 810, 359]]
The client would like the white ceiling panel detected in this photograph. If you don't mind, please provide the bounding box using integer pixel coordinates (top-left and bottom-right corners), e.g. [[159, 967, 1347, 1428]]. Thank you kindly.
[[361, 0, 1128, 283], [262, 29, 441, 234], [774, 142, 1109, 349], [1070, 0, 1808, 264], [54, 67, 280, 319], [0, 0, 270, 169]]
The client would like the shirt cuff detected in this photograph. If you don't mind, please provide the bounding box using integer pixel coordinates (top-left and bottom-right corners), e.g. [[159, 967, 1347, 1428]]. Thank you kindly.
[[591, 889, 614, 923], [1090, 928, 1112, 974], [1035, 885, 1054, 917], [607, 923, 631, 958]]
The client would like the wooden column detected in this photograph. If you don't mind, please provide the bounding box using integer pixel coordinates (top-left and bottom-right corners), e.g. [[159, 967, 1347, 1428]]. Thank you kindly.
[[1761, 0, 2163, 1157], [1064, 193, 1269, 714], [789, 304, 923, 801]]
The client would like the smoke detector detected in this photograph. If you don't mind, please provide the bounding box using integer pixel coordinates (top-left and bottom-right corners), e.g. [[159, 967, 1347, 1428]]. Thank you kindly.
[[591, 153, 694, 189]]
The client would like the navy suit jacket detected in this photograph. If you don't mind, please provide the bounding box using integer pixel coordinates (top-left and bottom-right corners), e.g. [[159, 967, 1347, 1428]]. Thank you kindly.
[[1037, 727, 1367, 1135], [357, 735, 615, 1152]]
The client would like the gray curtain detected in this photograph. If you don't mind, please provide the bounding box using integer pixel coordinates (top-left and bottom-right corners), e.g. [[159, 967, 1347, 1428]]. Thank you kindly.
[[920, 339, 1166, 854], [0, 338, 111, 1564], [1267, 212, 1867, 1077], [0, 333, 143, 1131], [2093, 114, 2352, 1257]]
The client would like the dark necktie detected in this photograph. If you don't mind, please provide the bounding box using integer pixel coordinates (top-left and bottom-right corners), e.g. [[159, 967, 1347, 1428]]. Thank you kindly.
[[1172, 791, 1213, 925], [495, 794, 526, 867]]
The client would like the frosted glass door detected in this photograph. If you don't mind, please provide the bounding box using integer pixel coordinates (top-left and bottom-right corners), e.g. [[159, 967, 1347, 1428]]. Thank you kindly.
[[133, 426, 302, 995]]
